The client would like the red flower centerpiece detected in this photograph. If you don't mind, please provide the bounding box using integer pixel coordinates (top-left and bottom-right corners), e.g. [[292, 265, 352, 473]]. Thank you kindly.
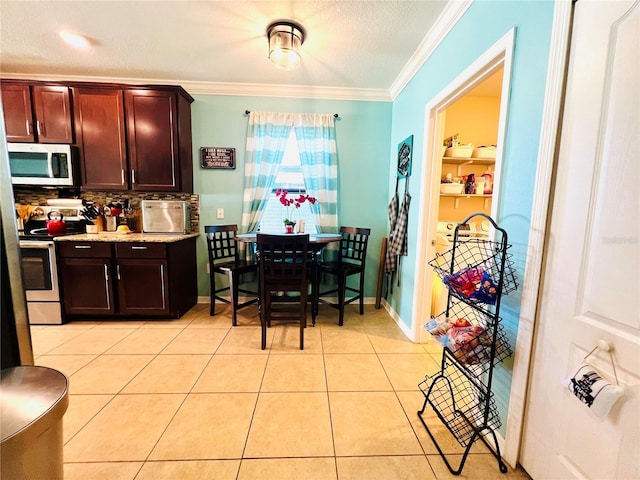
[[275, 188, 317, 233]]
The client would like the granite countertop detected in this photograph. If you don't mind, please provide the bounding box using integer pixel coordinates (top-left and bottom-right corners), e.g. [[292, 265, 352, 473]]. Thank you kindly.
[[54, 232, 199, 243]]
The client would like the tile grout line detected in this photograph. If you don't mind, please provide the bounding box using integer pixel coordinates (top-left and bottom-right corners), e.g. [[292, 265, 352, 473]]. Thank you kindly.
[[318, 317, 340, 479]]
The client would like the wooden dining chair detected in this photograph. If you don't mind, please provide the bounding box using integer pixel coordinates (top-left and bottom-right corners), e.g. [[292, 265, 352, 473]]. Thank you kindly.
[[317, 226, 371, 326], [205, 225, 258, 326], [257, 233, 310, 350]]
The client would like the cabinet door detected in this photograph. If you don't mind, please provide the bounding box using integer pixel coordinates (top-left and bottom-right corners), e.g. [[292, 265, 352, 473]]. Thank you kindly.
[[59, 257, 115, 315], [32, 85, 74, 143], [125, 89, 179, 191], [116, 259, 170, 315], [73, 87, 128, 190], [1, 84, 34, 142]]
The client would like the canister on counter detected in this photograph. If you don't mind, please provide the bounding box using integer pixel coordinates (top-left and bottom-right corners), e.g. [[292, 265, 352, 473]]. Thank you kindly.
[[105, 216, 117, 231]]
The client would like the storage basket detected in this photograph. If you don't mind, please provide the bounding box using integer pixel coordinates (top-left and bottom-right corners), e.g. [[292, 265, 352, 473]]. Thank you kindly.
[[440, 183, 464, 194], [445, 146, 473, 158], [471, 146, 496, 158]]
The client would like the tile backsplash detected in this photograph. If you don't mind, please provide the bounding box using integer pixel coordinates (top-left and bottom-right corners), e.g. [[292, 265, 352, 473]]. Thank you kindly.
[[12, 187, 200, 233]]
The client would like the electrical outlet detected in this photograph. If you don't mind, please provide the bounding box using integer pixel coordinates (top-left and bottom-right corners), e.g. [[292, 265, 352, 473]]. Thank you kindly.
[[216, 208, 224, 219]]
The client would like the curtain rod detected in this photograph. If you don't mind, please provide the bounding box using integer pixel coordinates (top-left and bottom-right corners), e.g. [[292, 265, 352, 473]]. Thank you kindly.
[[244, 110, 339, 118]]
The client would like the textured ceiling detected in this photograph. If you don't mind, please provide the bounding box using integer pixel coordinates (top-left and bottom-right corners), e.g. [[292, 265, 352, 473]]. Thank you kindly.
[[0, 1, 452, 99]]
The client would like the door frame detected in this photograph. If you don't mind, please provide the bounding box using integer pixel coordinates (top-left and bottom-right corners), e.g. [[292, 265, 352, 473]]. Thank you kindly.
[[502, 2, 572, 464]]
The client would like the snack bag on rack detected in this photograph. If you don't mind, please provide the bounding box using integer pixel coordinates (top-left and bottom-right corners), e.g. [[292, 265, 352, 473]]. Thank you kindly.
[[469, 270, 498, 304], [424, 318, 472, 344], [443, 267, 498, 305], [448, 324, 494, 364]]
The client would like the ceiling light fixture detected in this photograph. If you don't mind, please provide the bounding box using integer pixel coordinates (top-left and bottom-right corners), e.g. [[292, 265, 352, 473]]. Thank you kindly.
[[267, 21, 305, 71], [59, 31, 90, 50]]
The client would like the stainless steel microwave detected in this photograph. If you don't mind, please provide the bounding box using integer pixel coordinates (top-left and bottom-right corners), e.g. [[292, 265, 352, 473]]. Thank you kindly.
[[8, 143, 76, 187]]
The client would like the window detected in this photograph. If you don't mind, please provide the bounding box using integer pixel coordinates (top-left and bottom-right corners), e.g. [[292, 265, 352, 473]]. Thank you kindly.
[[259, 131, 318, 233]]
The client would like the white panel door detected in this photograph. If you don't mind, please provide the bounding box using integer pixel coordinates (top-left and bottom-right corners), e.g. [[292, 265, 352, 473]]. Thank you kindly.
[[520, 1, 639, 479]]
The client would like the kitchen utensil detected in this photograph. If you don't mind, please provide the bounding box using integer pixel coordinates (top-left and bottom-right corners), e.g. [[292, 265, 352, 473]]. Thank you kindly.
[[45, 210, 67, 236]]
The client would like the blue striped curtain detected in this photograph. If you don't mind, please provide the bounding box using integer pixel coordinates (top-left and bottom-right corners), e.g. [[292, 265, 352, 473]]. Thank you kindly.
[[294, 113, 338, 233], [241, 112, 292, 233], [241, 112, 339, 234]]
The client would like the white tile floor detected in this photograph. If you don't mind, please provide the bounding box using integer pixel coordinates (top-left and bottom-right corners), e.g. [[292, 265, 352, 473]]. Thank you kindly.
[[31, 303, 532, 480]]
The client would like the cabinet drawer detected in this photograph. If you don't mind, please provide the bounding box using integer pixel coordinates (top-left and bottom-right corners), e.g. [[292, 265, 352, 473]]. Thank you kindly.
[[58, 242, 111, 258], [115, 243, 166, 259]]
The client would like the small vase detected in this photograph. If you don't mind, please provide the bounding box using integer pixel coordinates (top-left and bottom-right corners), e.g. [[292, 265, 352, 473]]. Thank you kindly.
[[285, 224, 295, 233]]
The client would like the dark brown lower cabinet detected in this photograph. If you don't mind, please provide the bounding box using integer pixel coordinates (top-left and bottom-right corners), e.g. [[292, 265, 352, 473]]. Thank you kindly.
[[57, 238, 196, 319], [59, 256, 115, 315], [116, 259, 169, 315]]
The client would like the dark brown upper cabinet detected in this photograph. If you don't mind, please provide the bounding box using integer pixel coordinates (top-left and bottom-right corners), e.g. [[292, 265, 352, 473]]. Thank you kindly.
[[124, 88, 193, 192], [1, 83, 74, 143], [71, 83, 193, 193], [73, 87, 128, 191]]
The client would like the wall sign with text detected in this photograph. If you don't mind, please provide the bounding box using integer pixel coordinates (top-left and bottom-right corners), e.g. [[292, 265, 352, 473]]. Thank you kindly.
[[397, 135, 413, 178], [200, 147, 236, 169]]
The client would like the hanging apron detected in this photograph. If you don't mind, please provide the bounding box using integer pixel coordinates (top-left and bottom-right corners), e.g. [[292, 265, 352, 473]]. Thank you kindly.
[[385, 178, 411, 295], [385, 177, 399, 274]]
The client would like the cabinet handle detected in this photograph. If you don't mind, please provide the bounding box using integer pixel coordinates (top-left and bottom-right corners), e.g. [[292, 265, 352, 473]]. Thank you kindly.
[[74, 245, 92, 249], [117, 264, 121, 280], [121, 169, 125, 185], [131, 169, 136, 184], [131, 246, 147, 250], [104, 264, 111, 309], [36, 121, 43, 136], [160, 264, 166, 309], [25, 120, 31, 135]]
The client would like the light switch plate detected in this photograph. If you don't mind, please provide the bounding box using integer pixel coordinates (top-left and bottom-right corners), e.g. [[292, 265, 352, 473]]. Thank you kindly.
[[216, 208, 224, 219]]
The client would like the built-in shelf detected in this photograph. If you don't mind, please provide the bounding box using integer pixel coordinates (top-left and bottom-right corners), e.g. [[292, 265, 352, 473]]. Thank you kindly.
[[442, 156, 495, 165], [440, 193, 492, 209], [442, 157, 495, 177], [440, 193, 492, 198]]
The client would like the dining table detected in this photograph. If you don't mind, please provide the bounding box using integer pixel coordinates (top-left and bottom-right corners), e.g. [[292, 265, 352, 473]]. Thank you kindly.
[[235, 232, 342, 324]]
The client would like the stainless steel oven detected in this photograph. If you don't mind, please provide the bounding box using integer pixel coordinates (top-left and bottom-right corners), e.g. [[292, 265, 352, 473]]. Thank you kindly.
[[19, 240, 63, 324]]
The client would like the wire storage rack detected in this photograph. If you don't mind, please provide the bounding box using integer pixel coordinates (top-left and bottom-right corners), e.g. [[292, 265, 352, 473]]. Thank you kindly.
[[418, 213, 518, 475]]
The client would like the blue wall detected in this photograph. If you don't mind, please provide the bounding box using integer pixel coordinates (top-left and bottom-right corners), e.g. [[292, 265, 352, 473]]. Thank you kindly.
[[388, 1, 555, 431], [191, 95, 392, 297], [190, 0, 556, 433]]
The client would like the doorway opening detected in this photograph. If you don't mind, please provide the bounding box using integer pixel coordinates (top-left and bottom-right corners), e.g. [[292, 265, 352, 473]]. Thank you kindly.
[[412, 28, 516, 343], [431, 68, 504, 317]]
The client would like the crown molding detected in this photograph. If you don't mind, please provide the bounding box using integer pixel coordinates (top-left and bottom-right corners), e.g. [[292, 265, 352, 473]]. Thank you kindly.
[[183, 80, 392, 101], [0, 72, 392, 102], [389, 0, 473, 100]]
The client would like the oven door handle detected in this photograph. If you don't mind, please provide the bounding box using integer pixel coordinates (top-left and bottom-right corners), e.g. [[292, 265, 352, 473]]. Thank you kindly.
[[19, 241, 55, 249]]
